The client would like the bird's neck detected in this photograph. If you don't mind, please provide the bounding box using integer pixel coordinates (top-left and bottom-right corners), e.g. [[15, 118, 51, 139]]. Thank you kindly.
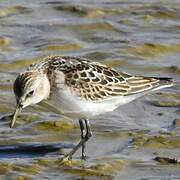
[[41, 74, 51, 100]]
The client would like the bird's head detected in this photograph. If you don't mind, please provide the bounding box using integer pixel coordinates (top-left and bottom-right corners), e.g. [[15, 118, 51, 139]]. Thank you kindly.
[[10, 71, 50, 128]]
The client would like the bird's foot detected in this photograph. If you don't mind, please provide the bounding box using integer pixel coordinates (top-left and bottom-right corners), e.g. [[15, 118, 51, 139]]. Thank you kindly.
[[63, 119, 92, 160]]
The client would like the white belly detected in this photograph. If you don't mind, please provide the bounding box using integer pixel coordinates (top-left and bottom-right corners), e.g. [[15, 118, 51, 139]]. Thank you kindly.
[[41, 87, 138, 119]]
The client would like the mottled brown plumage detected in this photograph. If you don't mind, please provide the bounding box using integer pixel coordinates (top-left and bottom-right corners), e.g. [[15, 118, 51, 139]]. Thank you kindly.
[[11, 55, 173, 159], [26, 55, 171, 101]]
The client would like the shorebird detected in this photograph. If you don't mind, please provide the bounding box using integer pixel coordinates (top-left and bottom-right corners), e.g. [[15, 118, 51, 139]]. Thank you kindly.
[[10, 55, 173, 159]]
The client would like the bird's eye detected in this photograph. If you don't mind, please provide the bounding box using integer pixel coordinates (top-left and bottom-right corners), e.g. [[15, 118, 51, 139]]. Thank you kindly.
[[27, 90, 34, 97]]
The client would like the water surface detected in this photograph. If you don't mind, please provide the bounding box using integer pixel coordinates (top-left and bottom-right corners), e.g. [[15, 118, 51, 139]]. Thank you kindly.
[[0, 0, 180, 179]]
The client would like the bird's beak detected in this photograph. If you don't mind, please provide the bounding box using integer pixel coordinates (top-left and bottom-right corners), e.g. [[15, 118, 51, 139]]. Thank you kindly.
[[10, 104, 23, 128]]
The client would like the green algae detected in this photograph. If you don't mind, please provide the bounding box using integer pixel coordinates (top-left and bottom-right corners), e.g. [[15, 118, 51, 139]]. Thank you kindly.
[[104, 60, 126, 67], [55, 5, 124, 18], [0, 36, 14, 52], [0, 37, 11, 46], [37, 158, 59, 167], [89, 159, 126, 173], [6, 113, 39, 127], [37, 120, 76, 131], [12, 176, 30, 180], [41, 44, 84, 51], [0, 55, 55, 71], [0, 163, 14, 174], [71, 22, 123, 33], [152, 11, 179, 19], [57, 157, 129, 179], [120, 43, 180, 58], [0, 57, 40, 71], [0, 6, 27, 18], [151, 100, 180, 107], [97, 129, 149, 139], [132, 135, 180, 149], [13, 164, 41, 175], [63, 168, 114, 179], [140, 15, 154, 22]]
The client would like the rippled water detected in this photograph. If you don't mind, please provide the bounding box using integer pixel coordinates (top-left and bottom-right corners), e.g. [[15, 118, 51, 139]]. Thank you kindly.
[[0, 0, 180, 179]]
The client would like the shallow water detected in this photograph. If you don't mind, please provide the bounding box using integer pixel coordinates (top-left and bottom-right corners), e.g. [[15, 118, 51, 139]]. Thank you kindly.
[[0, 0, 180, 179]]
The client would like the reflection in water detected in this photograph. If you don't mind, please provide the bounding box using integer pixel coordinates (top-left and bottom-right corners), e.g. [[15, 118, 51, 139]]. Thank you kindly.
[[0, 143, 73, 158]]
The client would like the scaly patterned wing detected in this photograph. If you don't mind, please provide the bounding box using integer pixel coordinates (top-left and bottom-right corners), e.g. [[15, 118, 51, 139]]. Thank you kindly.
[[61, 60, 172, 101], [45, 56, 163, 101], [28, 56, 171, 101], [64, 61, 129, 100]]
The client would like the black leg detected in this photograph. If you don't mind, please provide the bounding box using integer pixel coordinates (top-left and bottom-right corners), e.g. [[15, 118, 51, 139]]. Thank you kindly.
[[80, 119, 92, 159], [79, 119, 86, 159], [64, 119, 92, 160]]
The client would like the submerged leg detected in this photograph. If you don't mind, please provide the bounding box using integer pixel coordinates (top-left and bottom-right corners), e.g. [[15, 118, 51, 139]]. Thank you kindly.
[[65, 118, 92, 160], [79, 119, 86, 159], [80, 119, 92, 159]]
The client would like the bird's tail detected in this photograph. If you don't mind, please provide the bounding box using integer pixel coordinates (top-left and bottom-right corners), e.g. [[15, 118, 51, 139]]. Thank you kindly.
[[126, 76, 174, 96], [151, 77, 174, 91]]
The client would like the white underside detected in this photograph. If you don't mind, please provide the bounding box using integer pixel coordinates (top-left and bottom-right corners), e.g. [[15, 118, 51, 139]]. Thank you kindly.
[[40, 83, 173, 119], [41, 89, 133, 119], [41, 90, 136, 119]]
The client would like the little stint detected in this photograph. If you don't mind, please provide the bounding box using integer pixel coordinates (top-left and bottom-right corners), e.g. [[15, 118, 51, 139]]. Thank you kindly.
[[10, 55, 173, 159]]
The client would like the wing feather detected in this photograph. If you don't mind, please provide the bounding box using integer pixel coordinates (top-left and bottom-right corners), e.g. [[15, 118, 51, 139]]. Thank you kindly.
[[32, 56, 172, 101]]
